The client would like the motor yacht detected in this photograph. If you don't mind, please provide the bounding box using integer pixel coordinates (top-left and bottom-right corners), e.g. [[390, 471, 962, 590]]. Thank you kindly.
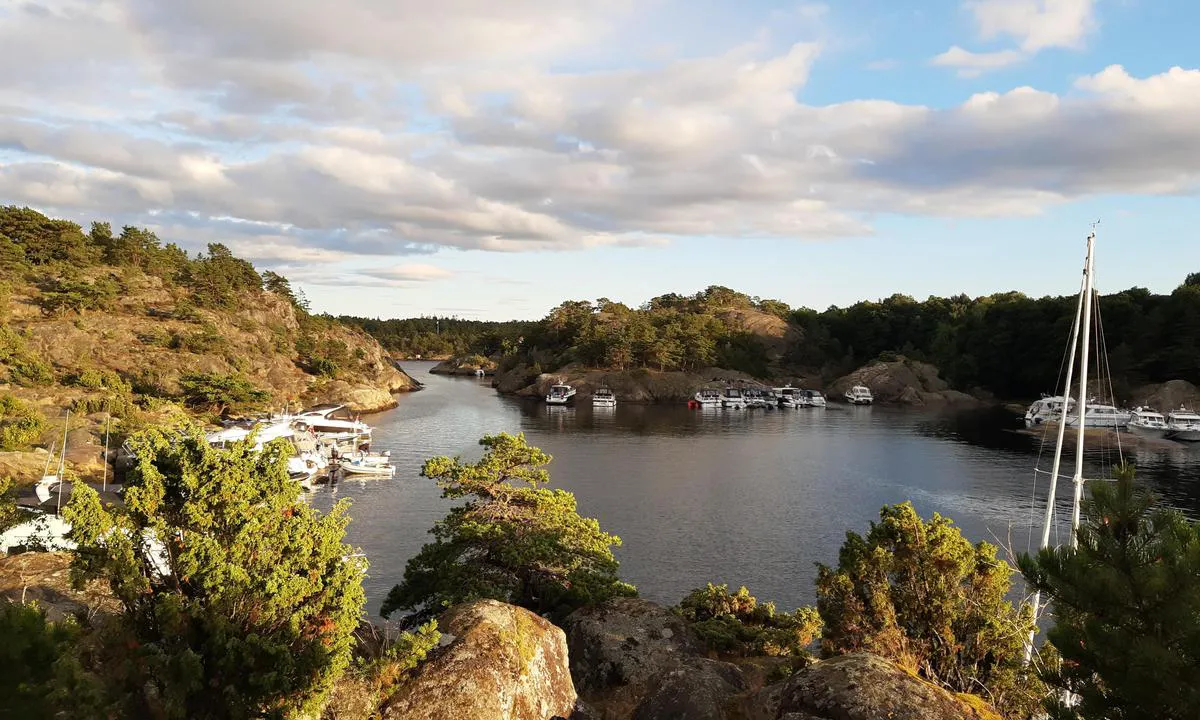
[[545, 384, 577, 405], [721, 387, 747, 409], [844, 385, 873, 405], [693, 389, 722, 407], [592, 387, 617, 407], [1127, 407, 1169, 439], [1166, 407, 1200, 442], [803, 389, 827, 408], [1023, 396, 1129, 429]]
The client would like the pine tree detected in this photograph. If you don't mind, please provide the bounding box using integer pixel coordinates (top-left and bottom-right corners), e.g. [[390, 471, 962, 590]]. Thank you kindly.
[[64, 425, 366, 719], [1019, 465, 1200, 720], [382, 432, 635, 621], [816, 502, 1044, 718]]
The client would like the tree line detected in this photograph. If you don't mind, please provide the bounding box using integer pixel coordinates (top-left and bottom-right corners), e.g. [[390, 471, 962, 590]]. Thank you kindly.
[[351, 276, 1200, 400]]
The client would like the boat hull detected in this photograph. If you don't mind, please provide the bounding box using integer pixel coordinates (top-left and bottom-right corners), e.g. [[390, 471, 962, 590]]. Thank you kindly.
[[1167, 429, 1200, 442], [1128, 424, 1168, 439]]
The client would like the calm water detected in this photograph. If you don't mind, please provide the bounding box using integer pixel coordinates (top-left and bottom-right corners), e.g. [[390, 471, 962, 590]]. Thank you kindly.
[[311, 361, 1200, 615]]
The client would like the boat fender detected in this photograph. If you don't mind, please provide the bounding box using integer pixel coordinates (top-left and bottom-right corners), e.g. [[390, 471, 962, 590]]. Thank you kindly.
[[688, 400, 699, 409]]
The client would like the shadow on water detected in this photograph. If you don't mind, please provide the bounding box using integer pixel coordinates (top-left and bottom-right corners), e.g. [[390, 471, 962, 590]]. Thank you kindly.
[[321, 362, 1200, 615]]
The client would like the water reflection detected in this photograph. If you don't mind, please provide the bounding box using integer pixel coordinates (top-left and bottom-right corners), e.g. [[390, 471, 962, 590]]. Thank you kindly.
[[314, 361, 1200, 615]]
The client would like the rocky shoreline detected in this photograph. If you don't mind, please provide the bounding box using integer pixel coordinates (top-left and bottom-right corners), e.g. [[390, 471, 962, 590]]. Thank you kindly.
[[491, 357, 980, 407], [1, 552, 1002, 720]]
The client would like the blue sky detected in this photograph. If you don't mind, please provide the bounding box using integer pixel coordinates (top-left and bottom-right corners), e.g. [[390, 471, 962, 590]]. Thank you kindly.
[[1, 0, 1197, 319]]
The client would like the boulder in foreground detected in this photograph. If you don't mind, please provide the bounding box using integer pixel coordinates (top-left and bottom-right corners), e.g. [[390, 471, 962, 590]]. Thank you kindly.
[[382, 599, 577, 720], [771, 653, 1002, 720]]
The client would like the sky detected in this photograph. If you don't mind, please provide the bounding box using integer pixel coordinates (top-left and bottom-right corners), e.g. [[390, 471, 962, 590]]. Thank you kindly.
[[1, 0, 1197, 320]]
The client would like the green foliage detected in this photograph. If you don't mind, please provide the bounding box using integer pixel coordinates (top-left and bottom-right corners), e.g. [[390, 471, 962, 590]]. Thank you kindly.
[[0, 394, 47, 450], [676, 583, 822, 658], [172, 298, 203, 322], [816, 502, 1043, 719], [296, 334, 351, 378], [351, 621, 441, 702], [169, 322, 227, 354], [382, 432, 636, 621], [0, 206, 98, 266], [1019, 465, 1200, 720], [35, 275, 120, 316], [64, 425, 367, 719], [178, 372, 271, 414], [340, 315, 531, 359], [65, 368, 131, 393], [1, 476, 23, 532], [262, 271, 309, 314], [0, 326, 54, 386], [0, 602, 101, 719], [181, 243, 263, 309]]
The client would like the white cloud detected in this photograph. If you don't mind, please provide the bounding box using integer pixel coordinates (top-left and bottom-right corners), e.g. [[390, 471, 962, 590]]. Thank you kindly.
[[931, 46, 1026, 77], [361, 264, 456, 283], [0, 1, 1196, 284], [933, 0, 1096, 76], [968, 0, 1096, 52]]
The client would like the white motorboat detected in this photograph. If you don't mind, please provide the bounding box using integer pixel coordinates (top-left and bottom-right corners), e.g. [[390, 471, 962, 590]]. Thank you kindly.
[[1166, 407, 1200, 442], [803, 389, 827, 408], [775, 387, 802, 408], [289, 404, 373, 440], [743, 388, 771, 409], [693, 389, 722, 407], [1024, 396, 1129, 429], [721, 387, 746, 409], [592, 387, 617, 407], [844, 385, 873, 405], [1127, 407, 1168, 439], [339, 458, 396, 476], [545, 384, 577, 405]]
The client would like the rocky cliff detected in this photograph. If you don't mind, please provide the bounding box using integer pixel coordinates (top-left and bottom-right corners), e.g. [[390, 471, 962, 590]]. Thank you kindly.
[[1130, 379, 1200, 412], [830, 358, 977, 405]]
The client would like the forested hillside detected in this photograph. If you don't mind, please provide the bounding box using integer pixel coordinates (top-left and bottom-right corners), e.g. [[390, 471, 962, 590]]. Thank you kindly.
[[339, 316, 533, 359], [0, 207, 414, 479], [356, 279, 1200, 401]]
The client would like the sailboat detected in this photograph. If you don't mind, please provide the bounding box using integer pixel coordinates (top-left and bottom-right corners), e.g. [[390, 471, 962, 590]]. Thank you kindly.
[[1024, 228, 1124, 662]]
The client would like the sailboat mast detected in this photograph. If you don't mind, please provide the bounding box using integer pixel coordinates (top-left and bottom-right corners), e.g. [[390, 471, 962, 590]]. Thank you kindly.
[[1070, 231, 1096, 545], [1024, 235, 1089, 663], [56, 409, 70, 514]]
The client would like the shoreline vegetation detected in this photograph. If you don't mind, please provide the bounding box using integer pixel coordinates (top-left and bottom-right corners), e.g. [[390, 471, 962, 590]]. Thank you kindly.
[[4, 430, 1196, 719], [0, 206, 416, 487], [349, 278, 1200, 409]]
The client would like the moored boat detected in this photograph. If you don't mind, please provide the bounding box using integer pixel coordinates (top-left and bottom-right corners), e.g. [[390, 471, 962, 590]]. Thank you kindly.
[[844, 385, 873, 405], [545, 384, 577, 405], [1023, 396, 1129, 429], [339, 458, 397, 477], [1166, 407, 1200, 442], [1127, 407, 1168, 439], [804, 389, 827, 408], [721, 387, 747, 409], [775, 386, 803, 408], [592, 387, 617, 407], [693, 389, 722, 407]]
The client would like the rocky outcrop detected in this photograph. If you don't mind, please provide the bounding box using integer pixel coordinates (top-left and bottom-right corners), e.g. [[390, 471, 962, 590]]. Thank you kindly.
[[0, 551, 119, 622], [830, 359, 976, 406], [383, 599, 577, 720], [633, 658, 747, 720], [562, 597, 753, 719], [429, 354, 498, 376], [764, 653, 1002, 720], [562, 597, 704, 696], [497, 365, 761, 404], [1130, 379, 1200, 413]]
